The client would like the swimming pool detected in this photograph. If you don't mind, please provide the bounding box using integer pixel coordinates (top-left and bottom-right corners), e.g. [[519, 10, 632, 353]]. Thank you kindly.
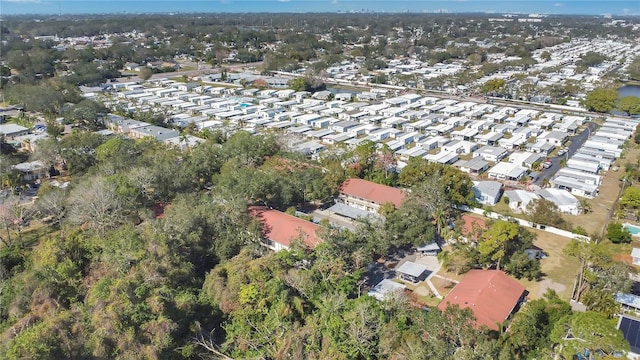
[[623, 223, 640, 236]]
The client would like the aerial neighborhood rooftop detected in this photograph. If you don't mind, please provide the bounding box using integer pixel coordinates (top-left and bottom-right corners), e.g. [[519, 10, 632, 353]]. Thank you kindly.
[[66, 75, 634, 218]]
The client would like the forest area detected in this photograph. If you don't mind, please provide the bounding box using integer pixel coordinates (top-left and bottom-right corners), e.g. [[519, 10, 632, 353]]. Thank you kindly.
[[0, 130, 631, 359]]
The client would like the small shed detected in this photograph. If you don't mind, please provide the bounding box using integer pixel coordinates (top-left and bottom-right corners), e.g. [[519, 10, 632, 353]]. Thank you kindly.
[[416, 242, 441, 256], [396, 261, 429, 283], [368, 279, 407, 301], [631, 248, 640, 266]]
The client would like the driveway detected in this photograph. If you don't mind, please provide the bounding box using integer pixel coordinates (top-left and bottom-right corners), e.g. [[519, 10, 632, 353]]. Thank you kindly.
[[366, 250, 441, 288], [534, 121, 598, 186]]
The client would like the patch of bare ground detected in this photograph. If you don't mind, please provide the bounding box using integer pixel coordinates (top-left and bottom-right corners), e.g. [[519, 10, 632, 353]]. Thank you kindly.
[[518, 229, 580, 300], [431, 276, 458, 298], [566, 144, 640, 237]]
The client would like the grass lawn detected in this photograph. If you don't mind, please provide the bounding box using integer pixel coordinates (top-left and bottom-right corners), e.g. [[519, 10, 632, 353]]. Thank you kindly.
[[401, 280, 439, 307], [490, 200, 515, 216], [518, 229, 580, 301], [564, 144, 640, 237], [169, 76, 188, 83], [327, 84, 370, 93], [431, 276, 458, 297], [437, 214, 581, 302], [0, 220, 61, 251], [421, 296, 442, 308]]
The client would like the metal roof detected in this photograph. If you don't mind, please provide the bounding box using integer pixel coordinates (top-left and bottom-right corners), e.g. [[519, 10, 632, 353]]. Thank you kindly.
[[395, 261, 428, 278]]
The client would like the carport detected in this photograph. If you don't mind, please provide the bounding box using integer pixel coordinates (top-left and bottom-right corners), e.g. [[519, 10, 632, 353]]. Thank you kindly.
[[396, 261, 428, 283]]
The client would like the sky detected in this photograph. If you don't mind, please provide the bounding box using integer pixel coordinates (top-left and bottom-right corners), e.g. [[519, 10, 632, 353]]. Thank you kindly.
[[0, 0, 638, 16]]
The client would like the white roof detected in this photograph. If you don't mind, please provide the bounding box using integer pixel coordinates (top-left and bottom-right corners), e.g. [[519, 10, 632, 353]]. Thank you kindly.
[[396, 261, 428, 278], [488, 162, 528, 178], [504, 189, 540, 204], [632, 248, 640, 259], [13, 160, 44, 172], [535, 188, 578, 207], [368, 279, 406, 301], [616, 292, 640, 309], [0, 123, 28, 135]]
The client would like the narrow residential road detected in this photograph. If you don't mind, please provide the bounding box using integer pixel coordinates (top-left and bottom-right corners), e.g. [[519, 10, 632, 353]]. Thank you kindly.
[[113, 61, 264, 83], [534, 121, 598, 186]]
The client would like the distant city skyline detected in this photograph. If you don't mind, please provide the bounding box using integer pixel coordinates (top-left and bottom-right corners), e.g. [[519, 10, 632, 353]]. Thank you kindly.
[[1, 0, 638, 16]]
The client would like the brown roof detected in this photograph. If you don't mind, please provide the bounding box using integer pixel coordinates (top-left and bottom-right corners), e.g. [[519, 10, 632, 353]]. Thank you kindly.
[[339, 178, 406, 208], [461, 215, 487, 240], [249, 206, 321, 249], [438, 270, 525, 330]]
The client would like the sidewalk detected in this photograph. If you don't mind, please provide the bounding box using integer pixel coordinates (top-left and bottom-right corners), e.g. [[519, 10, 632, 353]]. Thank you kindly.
[[424, 260, 444, 299]]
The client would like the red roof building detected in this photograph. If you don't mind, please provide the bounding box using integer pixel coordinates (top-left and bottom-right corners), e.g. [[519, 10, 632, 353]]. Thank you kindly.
[[460, 215, 487, 241], [338, 178, 406, 213], [438, 270, 526, 330], [249, 206, 322, 251]]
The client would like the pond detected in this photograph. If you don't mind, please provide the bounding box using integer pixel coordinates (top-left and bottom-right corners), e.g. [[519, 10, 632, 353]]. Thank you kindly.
[[618, 85, 640, 98]]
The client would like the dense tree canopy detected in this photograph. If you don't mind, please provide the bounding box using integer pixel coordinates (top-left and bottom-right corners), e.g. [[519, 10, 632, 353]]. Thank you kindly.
[[618, 96, 640, 115], [527, 198, 572, 230], [606, 222, 632, 244], [583, 88, 619, 113], [480, 78, 506, 97]]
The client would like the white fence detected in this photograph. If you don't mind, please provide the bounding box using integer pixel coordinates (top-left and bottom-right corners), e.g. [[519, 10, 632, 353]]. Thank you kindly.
[[458, 205, 591, 243]]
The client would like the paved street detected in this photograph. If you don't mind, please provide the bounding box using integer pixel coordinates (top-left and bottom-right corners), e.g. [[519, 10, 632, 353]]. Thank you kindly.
[[534, 121, 598, 186]]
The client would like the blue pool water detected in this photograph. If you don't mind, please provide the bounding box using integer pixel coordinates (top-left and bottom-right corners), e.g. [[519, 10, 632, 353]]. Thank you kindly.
[[624, 224, 640, 235]]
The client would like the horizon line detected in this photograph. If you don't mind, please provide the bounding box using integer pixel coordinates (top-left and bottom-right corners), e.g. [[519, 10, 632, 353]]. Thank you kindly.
[[2, 11, 639, 17]]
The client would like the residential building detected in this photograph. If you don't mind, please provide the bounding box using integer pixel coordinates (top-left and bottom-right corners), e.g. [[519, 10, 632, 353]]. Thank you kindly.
[[509, 151, 543, 168], [504, 190, 540, 213], [129, 124, 180, 141], [487, 162, 528, 181], [535, 188, 581, 215], [632, 248, 640, 266], [473, 145, 508, 162], [617, 293, 640, 315], [249, 206, 322, 251], [458, 215, 487, 242], [396, 261, 429, 283], [617, 315, 640, 359], [13, 161, 47, 181], [338, 178, 406, 213], [368, 279, 407, 301], [0, 124, 29, 140], [473, 181, 504, 206], [455, 157, 490, 175], [438, 270, 526, 330]]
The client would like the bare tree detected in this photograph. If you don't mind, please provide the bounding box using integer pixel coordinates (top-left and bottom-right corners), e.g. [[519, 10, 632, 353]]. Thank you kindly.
[[31, 137, 61, 170], [0, 194, 39, 248], [127, 166, 155, 207], [37, 187, 69, 237], [68, 177, 124, 233], [192, 323, 235, 360]]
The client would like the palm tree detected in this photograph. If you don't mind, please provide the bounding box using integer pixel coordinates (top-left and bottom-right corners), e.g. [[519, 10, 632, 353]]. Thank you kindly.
[[579, 199, 592, 214], [434, 208, 447, 242], [179, 133, 190, 152]]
